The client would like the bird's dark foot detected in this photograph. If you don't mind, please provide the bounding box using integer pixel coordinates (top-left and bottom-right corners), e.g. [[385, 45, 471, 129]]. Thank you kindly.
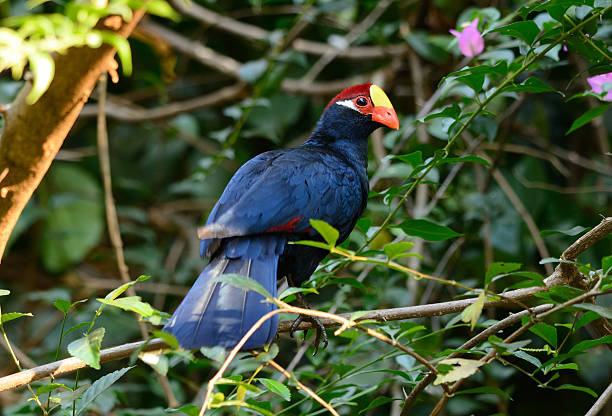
[[289, 314, 328, 355], [288, 291, 328, 355]]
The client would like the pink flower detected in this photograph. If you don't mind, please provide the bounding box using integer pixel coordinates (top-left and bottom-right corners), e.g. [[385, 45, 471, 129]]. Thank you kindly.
[[450, 18, 485, 58], [587, 72, 612, 101]]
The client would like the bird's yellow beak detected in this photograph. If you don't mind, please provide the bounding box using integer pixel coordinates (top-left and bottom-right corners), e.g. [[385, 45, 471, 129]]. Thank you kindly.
[[370, 84, 399, 130]]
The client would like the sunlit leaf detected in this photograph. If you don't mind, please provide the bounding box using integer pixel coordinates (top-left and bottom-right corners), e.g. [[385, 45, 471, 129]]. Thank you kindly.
[[1, 312, 33, 324], [309, 219, 339, 246], [26, 51, 54, 104], [258, 378, 290, 401], [461, 292, 485, 330], [434, 358, 484, 385], [67, 327, 105, 370]]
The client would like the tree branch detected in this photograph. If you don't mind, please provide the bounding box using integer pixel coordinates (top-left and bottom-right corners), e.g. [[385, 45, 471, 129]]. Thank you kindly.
[[0, 11, 145, 261]]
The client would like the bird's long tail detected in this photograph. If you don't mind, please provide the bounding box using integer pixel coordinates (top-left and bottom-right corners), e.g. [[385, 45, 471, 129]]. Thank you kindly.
[[163, 235, 285, 350]]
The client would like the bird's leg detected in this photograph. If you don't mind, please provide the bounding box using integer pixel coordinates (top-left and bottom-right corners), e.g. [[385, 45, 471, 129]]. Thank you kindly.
[[288, 290, 329, 356]]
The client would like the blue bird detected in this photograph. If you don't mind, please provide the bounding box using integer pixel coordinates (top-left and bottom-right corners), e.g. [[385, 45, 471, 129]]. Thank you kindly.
[[163, 84, 399, 351]]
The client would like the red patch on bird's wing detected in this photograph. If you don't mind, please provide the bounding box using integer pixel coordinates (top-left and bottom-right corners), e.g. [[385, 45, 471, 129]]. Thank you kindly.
[[266, 216, 302, 233], [324, 83, 373, 111]]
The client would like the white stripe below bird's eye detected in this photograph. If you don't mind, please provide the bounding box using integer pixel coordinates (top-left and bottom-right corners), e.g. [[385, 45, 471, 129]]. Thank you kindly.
[[335, 99, 360, 112]]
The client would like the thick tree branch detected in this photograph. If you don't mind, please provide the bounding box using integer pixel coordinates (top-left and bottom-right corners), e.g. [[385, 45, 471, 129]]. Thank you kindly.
[[0, 11, 145, 261]]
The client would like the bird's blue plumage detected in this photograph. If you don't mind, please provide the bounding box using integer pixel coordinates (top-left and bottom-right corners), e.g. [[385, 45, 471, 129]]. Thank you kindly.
[[164, 83, 397, 350]]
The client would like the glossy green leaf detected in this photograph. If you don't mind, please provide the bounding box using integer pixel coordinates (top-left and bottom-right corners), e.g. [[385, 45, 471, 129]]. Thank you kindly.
[[104, 275, 150, 302], [573, 303, 612, 319], [567, 104, 610, 134], [393, 219, 463, 241], [503, 77, 557, 93], [258, 378, 290, 401], [53, 298, 71, 313], [493, 21, 541, 45], [384, 241, 415, 260], [0, 312, 33, 324], [309, 219, 339, 246], [97, 296, 155, 317]]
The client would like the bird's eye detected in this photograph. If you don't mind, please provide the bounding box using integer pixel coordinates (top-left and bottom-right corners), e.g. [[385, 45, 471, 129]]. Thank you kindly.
[[356, 97, 368, 106]]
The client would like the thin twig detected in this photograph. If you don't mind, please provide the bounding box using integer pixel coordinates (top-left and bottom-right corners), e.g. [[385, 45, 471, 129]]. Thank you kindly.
[[96, 74, 179, 408], [267, 358, 339, 416], [585, 379, 612, 416]]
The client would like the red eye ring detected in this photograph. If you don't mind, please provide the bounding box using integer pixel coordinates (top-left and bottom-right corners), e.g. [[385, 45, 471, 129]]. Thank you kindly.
[[355, 96, 368, 106]]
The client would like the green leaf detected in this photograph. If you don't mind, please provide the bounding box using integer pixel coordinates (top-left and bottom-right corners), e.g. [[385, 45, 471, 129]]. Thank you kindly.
[[485, 262, 522, 287], [555, 384, 598, 398], [1, 312, 33, 324], [569, 335, 612, 353], [0, 290, 10, 296], [456, 72, 485, 92], [257, 378, 290, 401], [145, 0, 180, 20], [151, 330, 179, 350], [437, 155, 492, 167], [512, 350, 542, 368], [100, 32, 132, 76], [168, 404, 199, 416], [67, 327, 105, 370], [540, 226, 589, 237], [455, 386, 512, 400], [200, 346, 226, 363], [309, 219, 339, 246], [434, 358, 484, 385], [213, 274, 273, 299], [96, 296, 155, 317], [493, 21, 541, 45], [359, 396, 402, 414], [567, 104, 610, 134], [384, 241, 415, 260], [104, 275, 150, 302], [393, 219, 463, 241], [573, 303, 612, 319], [291, 240, 332, 250], [278, 287, 318, 300], [75, 366, 133, 415], [502, 77, 557, 93], [26, 51, 54, 104], [36, 383, 71, 395], [392, 151, 423, 167], [461, 292, 485, 330], [53, 298, 71, 313], [529, 322, 558, 348], [65, 322, 91, 337]]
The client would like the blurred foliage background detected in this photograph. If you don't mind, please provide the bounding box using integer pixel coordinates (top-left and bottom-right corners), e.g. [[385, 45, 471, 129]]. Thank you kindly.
[[0, 0, 611, 415]]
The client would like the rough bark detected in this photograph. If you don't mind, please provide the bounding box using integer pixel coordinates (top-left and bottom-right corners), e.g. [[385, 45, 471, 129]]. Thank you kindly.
[[0, 11, 145, 261]]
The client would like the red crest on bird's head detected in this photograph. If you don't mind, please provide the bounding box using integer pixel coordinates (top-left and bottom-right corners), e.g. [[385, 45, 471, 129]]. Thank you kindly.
[[324, 83, 399, 130], [324, 83, 373, 111]]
